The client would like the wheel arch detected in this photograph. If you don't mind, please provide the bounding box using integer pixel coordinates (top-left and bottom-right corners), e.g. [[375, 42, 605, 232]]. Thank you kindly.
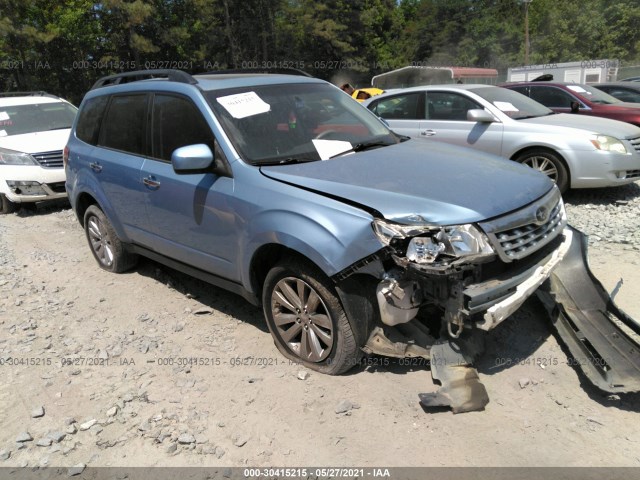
[[510, 145, 571, 189]]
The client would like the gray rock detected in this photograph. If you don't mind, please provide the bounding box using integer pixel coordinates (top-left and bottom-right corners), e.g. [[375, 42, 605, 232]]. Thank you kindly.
[[166, 443, 178, 454], [31, 406, 45, 418], [16, 432, 33, 443], [64, 417, 76, 426], [106, 406, 118, 417], [232, 433, 250, 447], [36, 437, 53, 447], [65, 424, 77, 435], [297, 371, 309, 380], [48, 431, 66, 443], [0, 449, 10, 461], [178, 433, 196, 444], [335, 399, 353, 414], [215, 446, 226, 459], [68, 463, 86, 476]]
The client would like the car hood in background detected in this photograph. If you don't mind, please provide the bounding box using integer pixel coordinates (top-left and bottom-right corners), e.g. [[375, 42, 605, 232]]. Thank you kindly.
[[261, 140, 553, 225], [0, 129, 71, 154], [520, 113, 640, 139]]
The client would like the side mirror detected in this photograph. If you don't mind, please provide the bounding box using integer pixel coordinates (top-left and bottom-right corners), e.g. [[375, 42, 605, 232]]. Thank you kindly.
[[171, 144, 214, 174], [467, 109, 495, 123], [570, 101, 580, 113]]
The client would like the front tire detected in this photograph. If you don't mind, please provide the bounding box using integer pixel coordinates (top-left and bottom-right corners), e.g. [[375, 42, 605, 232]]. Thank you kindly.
[[0, 194, 19, 214], [515, 149, 569, 193], [83, 205, 138, 273], [262, 258, 360, 375]]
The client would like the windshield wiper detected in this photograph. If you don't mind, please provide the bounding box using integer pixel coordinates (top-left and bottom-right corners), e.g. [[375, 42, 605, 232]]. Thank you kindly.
[[46, 126, 72, 131], [257, 157, 317, 166], [329, 140, 392, 159]]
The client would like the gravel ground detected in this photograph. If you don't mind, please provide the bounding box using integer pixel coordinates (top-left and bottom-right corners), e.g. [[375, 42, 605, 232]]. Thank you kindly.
[[564, 182, 640, 250], [0, 184, 639, 472]]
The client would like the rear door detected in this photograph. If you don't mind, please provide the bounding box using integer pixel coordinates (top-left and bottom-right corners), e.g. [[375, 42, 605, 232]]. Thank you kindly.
[[93, 93, 150, 243], [141, 93, 238, 281], [367, 92, 425, 137]]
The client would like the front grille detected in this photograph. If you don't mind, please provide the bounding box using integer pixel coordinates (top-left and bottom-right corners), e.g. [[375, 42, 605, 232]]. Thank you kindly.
[[479, 187, 567, 263], [630, 136, 640, 154], [32, 150, 63, 168], [626, 170, 640, 179], [494, 202, 564, 260]]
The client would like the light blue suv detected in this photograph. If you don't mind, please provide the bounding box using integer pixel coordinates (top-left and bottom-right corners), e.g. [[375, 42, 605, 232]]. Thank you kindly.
[[65, 69, 571, 376]]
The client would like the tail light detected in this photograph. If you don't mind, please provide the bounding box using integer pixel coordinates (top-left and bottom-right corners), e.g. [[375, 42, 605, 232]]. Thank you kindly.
[[63, 145, 69, 168]]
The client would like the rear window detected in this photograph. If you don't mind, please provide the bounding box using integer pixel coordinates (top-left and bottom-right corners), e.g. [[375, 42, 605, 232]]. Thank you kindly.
[[0, 101, 77, 137], [98, 94, 148, 155], [76, 96, 109, 146]]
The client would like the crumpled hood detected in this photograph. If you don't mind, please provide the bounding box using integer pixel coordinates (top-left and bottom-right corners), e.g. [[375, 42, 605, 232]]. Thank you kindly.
[[521, 113, 640, 139], [260, 140, 553, 225], [0, 129, 71, 154]]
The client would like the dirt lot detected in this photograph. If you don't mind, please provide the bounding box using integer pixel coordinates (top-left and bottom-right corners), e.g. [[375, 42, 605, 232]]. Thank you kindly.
[[1, 194, 640, 471]]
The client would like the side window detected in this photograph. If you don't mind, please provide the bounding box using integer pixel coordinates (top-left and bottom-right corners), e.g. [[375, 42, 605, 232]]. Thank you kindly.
[[76, 96, 109, 146], [371, 93, 423, 120], [605, 88, 640, 103], [98, 94, 148, 155], [151, 94, 216, 161], [529, 86, 576, 108], [508, 86, 529, 97], [426, 92, 481, 121]]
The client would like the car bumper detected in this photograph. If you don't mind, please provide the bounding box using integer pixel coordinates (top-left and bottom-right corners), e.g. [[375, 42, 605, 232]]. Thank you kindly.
[[0, 165, 67, 203], [563, 149, 640, 188], [471, 228, 573, 330]]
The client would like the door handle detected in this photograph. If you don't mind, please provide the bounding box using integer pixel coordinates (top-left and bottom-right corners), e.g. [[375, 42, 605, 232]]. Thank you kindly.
[[89, 162, 102, 172], [421, 129, 436, 137], [143, 176, 161, 189]]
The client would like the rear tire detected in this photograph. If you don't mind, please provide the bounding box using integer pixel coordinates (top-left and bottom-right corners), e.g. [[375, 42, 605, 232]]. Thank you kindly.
[[83, 205, 138, 273], [0, 194, 19, 214], [262, 258, 360, 375], [515, 149, 569, 193]]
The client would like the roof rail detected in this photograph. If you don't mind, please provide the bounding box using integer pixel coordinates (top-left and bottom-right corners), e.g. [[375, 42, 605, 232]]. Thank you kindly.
[[91, 69, 198, 90], [0, 91, 56, 98], [200, 67, 313, 78]]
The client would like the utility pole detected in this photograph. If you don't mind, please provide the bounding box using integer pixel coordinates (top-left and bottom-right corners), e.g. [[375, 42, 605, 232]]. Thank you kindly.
[[524, 0, 533, 65]]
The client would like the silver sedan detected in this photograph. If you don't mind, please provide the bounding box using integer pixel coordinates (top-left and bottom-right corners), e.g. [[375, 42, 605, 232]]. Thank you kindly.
[[364, 84, 640, 192]]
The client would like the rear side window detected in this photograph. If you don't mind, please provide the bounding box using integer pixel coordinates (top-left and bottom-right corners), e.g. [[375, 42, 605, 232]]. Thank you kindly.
[[151, 94, 215, 161], [98, 94, 148, 155], [76, 96, 108, 145], [529, 86, 576, 108], [370, 92, 424, 119]]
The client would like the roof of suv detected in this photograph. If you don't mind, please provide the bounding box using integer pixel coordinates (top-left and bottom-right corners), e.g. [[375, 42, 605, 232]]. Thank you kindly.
[[89, 69, 325, 94]]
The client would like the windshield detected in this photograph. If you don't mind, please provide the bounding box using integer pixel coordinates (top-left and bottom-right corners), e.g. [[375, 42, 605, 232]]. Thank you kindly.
[[0, 101, 77, 136], [565, 84, 621, 105], [206, 83, 397, 165], [471, 86, 553, 119]]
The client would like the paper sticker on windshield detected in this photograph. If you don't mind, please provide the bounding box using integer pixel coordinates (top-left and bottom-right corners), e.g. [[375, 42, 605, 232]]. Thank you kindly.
[[493, 101, 519, 112], [312, 139, 353, 160], [0, 112, 9, 121], [0, 130, 7, 137], [567, 85, 588, 94], [216, 92, 270, 119]]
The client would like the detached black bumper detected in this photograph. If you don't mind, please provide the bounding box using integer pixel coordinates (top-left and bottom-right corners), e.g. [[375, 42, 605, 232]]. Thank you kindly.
[[537, 226, 640, 393]]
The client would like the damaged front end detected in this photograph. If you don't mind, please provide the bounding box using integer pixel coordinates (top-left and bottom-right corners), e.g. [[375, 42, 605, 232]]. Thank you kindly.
[[367, 187, 569, 343], [337, 187, 578, 412]]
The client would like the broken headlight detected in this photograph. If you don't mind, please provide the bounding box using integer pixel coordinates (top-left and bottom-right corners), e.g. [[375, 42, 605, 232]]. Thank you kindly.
[[373, 219, 495, 265]]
